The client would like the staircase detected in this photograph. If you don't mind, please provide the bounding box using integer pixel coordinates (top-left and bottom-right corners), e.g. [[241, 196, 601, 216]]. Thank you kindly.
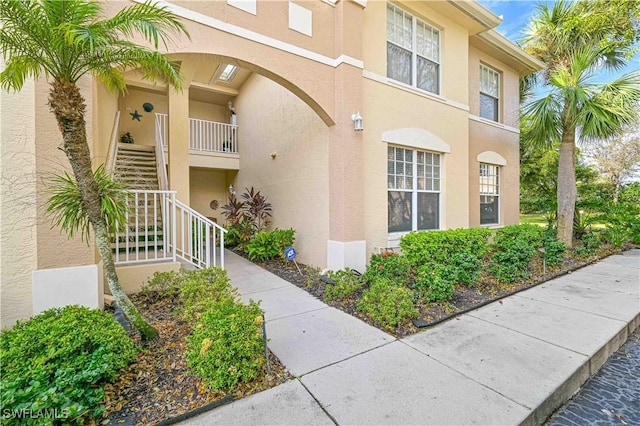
[[113, 143, 159, 190], [111, 144, 166, 261], [105, 112, 226, 269]]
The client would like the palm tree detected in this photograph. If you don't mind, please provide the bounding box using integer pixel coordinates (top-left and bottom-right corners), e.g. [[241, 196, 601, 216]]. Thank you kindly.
[[521, 0, 640, 246], [0, 0, 188, 340]]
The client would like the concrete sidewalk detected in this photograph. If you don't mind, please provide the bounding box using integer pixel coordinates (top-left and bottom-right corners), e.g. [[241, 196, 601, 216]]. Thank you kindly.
[[184, 250, 640, 425]]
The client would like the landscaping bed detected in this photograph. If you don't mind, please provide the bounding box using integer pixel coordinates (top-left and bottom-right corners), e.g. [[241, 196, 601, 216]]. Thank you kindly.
[[102, 291, 292, 425], [240, 238, 628, 339]]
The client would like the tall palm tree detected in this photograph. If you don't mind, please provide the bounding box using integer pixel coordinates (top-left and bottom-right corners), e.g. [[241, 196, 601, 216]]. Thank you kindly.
[[521, 0, 640, 246], [0, 0, 188, 340]]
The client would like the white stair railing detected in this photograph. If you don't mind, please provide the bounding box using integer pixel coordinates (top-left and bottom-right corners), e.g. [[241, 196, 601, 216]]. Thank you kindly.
[[113, 190, 226, 269], [154, 116, 169, 190], [114, 190, 174, 265], [155, 112, 168, 149], [167, 197, 226, 269], [105, 111, 121, 174]]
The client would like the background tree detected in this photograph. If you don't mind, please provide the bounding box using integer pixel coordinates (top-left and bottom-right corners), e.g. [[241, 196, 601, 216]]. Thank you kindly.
[[584, 115, 640, 203], [0, 0, 188, 340], [521, 0, 640, 246]]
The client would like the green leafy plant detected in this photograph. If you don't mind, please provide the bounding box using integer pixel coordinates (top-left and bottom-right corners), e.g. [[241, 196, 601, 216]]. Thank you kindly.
[[414, 264, 457, 301], [180, 268, 238, 322], [0, 306, 137, 423], [357, 278, 418, 331], [573, 231, 602, 257], [488, 224, 545, 283], [45, 165, 128, 243], [362, 251, 410, 285], [246, 228, 296, 262], [324, 269, 362, 302], [187, 298, 265, 391], [246, 231, 279, 262], [542, 237, 566, 267], [450, 252, 482, 286], [119, 131, 134, 144], [400, 228, 492, 268], [141, 269, 186, 302]]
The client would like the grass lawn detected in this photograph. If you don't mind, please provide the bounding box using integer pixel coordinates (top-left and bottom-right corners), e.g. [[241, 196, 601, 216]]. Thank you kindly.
[[520, 214, 548, 226]]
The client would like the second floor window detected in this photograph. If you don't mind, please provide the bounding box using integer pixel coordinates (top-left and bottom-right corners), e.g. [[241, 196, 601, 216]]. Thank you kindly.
[[387, 3, 440, 95], [480, 65, 500, 121]]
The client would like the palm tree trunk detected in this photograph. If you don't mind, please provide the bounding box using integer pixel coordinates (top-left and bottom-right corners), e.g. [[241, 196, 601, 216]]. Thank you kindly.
[[557, 123, 577, 247], [48, 79, 158, 341]]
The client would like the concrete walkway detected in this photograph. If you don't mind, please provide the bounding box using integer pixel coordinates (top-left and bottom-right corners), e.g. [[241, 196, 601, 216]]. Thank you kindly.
[[184, 250, 640, 425]]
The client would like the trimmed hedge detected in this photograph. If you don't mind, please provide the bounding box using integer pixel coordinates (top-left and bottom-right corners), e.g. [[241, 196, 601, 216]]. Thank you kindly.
[[0, 306, 137, 424], [399, 228, 492, 267]]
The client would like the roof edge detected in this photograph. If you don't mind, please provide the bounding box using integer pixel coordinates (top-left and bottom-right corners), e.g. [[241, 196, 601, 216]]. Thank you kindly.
[[477, 30, 545, 74], [448, 0, 503, 33]]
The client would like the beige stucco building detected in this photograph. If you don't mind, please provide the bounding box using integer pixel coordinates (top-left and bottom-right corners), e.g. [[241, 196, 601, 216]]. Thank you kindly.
[[0, 0, 543, 327]]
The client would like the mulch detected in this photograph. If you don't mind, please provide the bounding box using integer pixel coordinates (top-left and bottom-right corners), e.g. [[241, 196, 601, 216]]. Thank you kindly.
[[243, 244, 629, 338], [102, 293, 292, 425]]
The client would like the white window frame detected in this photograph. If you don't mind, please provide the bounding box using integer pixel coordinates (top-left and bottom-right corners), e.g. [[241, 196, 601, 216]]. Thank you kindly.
[[387, 3, 441, 95], [479, 163, 500, 225], [388, 145, 441, 238], [479, 64, 500, 122]]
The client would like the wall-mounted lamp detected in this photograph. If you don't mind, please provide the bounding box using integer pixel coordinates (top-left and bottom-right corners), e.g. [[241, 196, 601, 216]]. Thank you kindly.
[[351, 111, 363, 131], [228, 184, 236, 196]]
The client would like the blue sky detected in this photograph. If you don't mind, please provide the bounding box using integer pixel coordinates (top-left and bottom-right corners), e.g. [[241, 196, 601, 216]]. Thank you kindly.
[[477, 0, 640, 82]]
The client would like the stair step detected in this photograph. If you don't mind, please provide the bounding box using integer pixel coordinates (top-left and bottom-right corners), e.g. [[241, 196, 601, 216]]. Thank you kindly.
[[117, 143, 155, 152]]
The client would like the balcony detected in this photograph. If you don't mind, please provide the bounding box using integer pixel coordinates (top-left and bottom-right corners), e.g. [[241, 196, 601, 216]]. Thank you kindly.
[[155, 113, 239, 169]]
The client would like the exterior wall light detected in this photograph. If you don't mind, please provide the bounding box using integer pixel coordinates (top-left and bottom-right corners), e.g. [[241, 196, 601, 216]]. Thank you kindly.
[[351, 111, 363, 131], [228, 184, 236, 196]]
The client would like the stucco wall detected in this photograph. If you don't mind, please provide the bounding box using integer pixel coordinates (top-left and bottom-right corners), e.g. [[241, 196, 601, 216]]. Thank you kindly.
[[233, 73, 330, 267], [468, 120, 520, 227], [362, 77, 470, 255], [0, 64, 38, 327], [35, 77, 95, 270], [362, 1, 470, 105], [189, 167, 229, 221], [468, 46, 521, 128], [119, 88, 169, 147]]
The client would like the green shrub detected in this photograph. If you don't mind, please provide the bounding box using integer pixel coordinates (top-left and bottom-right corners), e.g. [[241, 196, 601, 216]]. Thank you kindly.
[[450, 252, 482, 286], [362, 251, 410, 285], [0, 306, 137, 423], [246, 228, 296, 262], [414, 264, 456, 301], [246, 231, 279, 261], [180, 268, 238, 321], [542, 237, 566, 267], [141, 269, 185, 301], [357, 279, 418, 331], [488, 224, 545, 283], [573, 231, 602, 257], [399, 228, 492, 268], [489, 239, 536, 283], [187, 298, 265, 391], [224, 224, 242, 248], [271, 228, 295, 257], [324, 269, 362, 302]]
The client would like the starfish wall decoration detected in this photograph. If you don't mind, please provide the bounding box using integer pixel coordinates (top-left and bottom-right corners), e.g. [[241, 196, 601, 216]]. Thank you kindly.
[[130, 110, 142, 121]]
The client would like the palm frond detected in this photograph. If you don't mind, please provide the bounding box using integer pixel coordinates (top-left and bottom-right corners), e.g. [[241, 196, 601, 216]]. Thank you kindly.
[[45, 166, 129, 244], [522, 94, 563, 149]]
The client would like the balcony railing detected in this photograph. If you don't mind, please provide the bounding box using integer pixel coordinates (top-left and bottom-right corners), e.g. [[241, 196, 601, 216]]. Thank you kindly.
[[155, 113, 238, 154]]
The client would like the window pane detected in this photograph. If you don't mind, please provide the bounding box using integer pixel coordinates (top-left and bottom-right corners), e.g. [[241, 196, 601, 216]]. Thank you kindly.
[[417, 192, 439, 230], [480, 195, 499, 225], [387, 43, 412, 85], [388, 191, 412, 232], [480, 93, 498, 121], [417, 57, 439, 94]]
